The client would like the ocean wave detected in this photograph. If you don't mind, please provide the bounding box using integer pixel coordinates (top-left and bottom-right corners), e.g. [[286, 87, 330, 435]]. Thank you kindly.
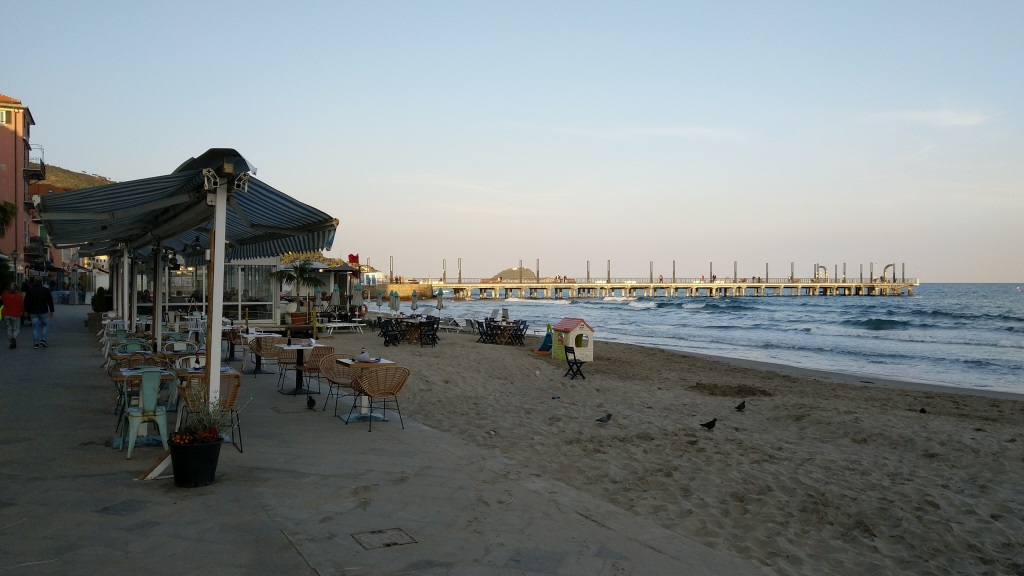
[[503, 298, 572, 305], [841, 318, 912, 331]]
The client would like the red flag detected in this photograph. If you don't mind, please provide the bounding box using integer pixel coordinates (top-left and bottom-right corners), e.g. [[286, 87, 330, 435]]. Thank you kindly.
[[348, 253, 359, 264]]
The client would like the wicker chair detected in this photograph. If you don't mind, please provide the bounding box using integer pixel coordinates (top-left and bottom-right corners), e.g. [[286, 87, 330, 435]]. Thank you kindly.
[[249, 336, 285, 377], [346, 366, 411, 431], [319, 353, 360, 415], [276, 338, 312, 390], [298, 345, 334, 394], [176, 374, 244, 453], [163, 340, 199, 354]]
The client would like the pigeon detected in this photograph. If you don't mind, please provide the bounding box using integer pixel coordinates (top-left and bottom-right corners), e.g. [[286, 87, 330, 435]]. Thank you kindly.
[[919, 407, 927, 414], [596, 414, 613, 424], [700, 418, 717, 431], [306, 395, 316, 410], [735, 400, 746, 412]]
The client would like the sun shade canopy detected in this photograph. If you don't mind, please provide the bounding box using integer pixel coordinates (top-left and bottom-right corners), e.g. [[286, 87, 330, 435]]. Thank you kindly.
[[34, 149, 338, 261]]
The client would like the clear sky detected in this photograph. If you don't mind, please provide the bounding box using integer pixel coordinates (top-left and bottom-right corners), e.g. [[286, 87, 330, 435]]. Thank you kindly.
[[3, 1, 1021, 282]]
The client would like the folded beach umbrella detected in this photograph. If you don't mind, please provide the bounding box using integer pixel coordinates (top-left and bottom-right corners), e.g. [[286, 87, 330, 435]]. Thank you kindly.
[[352, 283, 363, 307], [389, 290, 400, 315], [435, 288, 444, 310], [410, 290, 418, 312]]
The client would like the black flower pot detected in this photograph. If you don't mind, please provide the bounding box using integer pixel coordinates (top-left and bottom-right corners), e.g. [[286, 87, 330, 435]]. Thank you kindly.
[[169, 441, 222, 487]]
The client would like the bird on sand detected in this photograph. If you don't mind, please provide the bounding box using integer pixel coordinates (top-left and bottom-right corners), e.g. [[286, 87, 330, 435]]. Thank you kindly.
[[307, 395, 316, 410], [919, 407, 927, 414], [735, 400, 746, 412], [596, 414, 613, 424], [700, 418, 717, 431]]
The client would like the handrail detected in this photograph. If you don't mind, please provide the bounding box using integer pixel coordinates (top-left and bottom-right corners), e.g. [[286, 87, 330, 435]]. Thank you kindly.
[[420, 277, 919, 285]]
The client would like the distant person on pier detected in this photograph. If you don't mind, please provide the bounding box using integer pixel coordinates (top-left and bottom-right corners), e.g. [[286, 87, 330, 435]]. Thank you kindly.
[[659, 275, 664, 283]]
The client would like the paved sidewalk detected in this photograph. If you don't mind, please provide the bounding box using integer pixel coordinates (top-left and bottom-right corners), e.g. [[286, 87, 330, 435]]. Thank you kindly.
[[0, 306, 767, 575]]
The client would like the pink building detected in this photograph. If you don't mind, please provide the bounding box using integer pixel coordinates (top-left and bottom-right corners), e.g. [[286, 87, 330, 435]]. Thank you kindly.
[[0, 93, 45, 282]]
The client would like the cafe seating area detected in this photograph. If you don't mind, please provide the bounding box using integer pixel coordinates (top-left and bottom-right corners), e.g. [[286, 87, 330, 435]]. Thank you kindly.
[[94, 305, 419, 465], [477, 318, 529, 346], [375, 316, 444, 348]]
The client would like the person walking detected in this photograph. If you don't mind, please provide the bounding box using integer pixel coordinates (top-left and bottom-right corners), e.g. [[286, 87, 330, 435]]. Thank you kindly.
[[19, 278, 31, 326], [24, 277, 54, 349], [2, 283, 25, 349]]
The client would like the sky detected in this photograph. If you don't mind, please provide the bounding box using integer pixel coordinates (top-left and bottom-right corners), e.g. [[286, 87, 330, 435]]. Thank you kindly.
[[2, 1, 1021, 282]]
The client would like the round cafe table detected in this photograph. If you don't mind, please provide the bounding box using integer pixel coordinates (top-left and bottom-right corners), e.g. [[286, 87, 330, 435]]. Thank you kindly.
[[276, 342, 316, 395]]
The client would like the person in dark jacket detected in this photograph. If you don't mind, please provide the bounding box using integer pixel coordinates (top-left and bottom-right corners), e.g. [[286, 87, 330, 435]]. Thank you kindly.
[[23, 277, 54, 349]]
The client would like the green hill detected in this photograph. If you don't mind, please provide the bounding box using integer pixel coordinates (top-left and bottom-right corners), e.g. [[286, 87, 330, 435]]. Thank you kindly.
[[39, 165, 116, 189], [492, 267, 536, 280]]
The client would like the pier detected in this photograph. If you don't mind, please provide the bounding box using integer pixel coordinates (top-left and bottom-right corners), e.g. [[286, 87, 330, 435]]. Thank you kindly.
[[424, 277, 919, 300]]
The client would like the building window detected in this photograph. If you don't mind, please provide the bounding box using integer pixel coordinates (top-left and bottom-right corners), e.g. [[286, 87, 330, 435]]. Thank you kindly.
[[0, 109, 12, 124]]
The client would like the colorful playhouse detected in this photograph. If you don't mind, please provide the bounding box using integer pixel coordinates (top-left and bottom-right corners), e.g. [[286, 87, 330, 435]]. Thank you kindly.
[[551, 317, 594, 362]]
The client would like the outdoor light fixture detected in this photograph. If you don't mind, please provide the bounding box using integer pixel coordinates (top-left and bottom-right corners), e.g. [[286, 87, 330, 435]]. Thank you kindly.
[[192, 236, 202, 252]]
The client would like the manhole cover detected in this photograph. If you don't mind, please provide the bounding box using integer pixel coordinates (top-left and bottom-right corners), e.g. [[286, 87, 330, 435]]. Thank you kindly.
[[352, 528, 417, 550]]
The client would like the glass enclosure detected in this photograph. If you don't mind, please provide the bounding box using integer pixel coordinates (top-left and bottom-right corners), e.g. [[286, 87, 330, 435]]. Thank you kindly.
[[136, 263, 278, 324]]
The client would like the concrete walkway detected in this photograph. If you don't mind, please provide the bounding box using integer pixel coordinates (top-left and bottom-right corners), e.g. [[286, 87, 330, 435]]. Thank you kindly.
[[0, 305, 768, 575]]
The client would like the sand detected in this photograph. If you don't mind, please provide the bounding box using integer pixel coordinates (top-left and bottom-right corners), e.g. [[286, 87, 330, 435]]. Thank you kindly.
[[327, 324, 1024, 576]]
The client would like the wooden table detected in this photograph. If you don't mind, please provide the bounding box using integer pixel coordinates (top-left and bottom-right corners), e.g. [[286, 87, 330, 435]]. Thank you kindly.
[[494, 322, 517, 345], [398, 319, 422, 344]]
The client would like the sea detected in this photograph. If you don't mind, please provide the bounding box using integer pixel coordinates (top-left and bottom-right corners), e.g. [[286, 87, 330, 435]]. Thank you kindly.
[[407, 283, 1023, 395]]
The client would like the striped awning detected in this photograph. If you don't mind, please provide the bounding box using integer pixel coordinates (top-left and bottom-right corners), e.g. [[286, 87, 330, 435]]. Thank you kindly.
[[34, 150, 337, 261]]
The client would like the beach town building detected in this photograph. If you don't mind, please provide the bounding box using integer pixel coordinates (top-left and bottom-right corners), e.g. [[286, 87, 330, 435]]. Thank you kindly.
[[0, 92, 46, 285]]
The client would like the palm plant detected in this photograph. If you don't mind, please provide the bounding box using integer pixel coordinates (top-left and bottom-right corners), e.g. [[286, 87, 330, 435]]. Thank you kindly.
[[269, 259, 325, 324], [0, 201, 15, 237]]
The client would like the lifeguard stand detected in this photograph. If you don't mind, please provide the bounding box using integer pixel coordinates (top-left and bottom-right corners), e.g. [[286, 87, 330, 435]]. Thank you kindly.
[[551, 317, 594, 362]]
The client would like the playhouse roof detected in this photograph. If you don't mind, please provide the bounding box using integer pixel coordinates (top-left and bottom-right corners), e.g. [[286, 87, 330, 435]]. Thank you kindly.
[[553, 317, 594, 333]]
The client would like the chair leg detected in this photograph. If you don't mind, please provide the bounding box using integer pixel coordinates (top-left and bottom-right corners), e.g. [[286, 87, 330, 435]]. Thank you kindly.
[[322, 382, 334, 411], [345, 394, 360, 425], [392, 396, 404, 429], [155, 413, 169, 451], [124, 416, 141, 459], [230, 410, 243, 453]]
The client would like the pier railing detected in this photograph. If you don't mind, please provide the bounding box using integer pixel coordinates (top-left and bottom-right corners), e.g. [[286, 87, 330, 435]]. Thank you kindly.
[[414, 277, 919, 285]]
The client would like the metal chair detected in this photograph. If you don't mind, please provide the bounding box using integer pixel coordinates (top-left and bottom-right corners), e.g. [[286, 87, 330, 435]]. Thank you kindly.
[[120, 369, 169, 459]]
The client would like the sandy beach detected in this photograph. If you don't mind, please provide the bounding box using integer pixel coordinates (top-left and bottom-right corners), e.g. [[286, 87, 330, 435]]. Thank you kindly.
[[336, 322, 1024, 576]]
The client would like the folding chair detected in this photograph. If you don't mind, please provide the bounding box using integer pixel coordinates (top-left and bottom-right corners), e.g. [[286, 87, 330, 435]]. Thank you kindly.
[[563, 346, 586, 379]]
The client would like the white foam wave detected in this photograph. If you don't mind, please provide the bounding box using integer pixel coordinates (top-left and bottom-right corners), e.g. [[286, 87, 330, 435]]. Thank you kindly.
[[628, 301, 658, 309], [602, 296, 637, 302], [504, 298, 572, 305]]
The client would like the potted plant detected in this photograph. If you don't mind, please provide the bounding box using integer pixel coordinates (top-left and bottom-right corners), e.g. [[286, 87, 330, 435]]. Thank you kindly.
[[269, 259, 325, 329], [168, 384, 233, 488]]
